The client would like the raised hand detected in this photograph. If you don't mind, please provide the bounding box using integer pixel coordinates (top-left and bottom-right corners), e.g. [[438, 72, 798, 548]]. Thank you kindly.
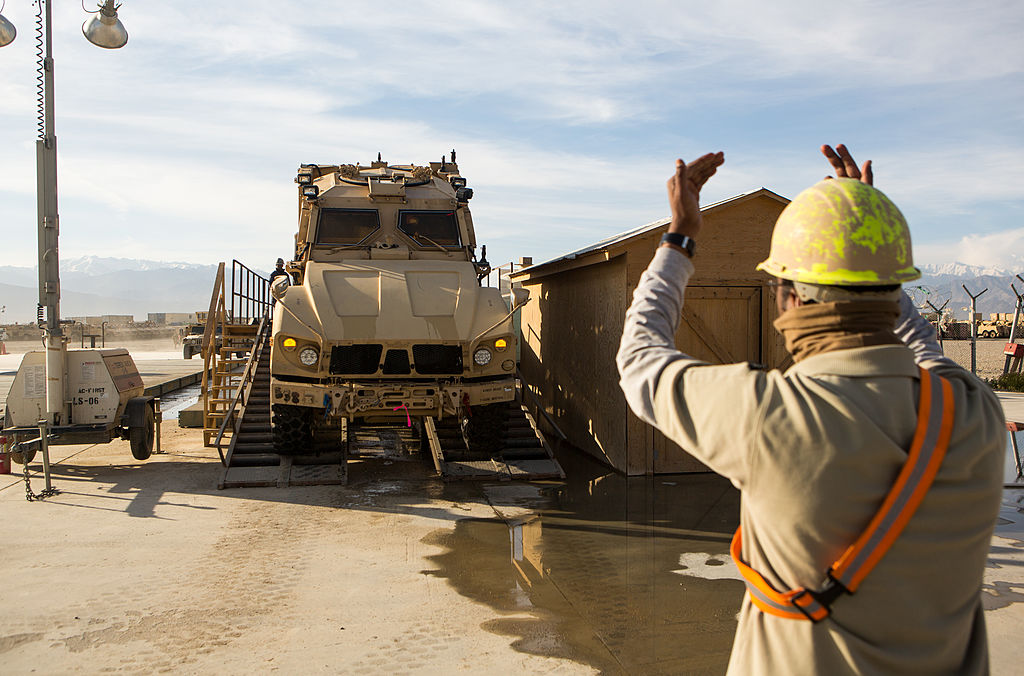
[[821, 144, 872, 186], [666, 151, 725, 238]]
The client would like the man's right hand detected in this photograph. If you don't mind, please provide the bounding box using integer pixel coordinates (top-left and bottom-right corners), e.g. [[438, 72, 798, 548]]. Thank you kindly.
[[822, 144, 872, 185], [665, 152, 725, 240]]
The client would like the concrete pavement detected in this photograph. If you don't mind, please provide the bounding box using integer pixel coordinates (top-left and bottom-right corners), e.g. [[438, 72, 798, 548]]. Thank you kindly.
[[1, 422, 1022, 674]]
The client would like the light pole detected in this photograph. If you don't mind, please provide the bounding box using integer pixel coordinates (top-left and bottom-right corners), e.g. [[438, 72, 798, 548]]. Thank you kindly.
[[0, 1, 128, 425]]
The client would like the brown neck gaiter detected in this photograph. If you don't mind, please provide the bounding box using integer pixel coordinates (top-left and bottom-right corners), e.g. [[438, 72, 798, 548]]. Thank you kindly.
[[773, 301, 902, 363]]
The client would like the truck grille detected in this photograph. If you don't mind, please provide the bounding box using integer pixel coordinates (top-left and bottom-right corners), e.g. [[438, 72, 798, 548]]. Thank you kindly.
[[412, 344, 463, 375], [382, 349, 411, 375], [330, 344, 383, 374]]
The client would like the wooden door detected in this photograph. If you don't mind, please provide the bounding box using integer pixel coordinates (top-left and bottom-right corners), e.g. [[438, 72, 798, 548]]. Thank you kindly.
[[653, 286, 761, 473]]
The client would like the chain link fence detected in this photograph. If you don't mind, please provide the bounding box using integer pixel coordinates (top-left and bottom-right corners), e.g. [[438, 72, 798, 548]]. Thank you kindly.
[[938, 334, 1015, 380]]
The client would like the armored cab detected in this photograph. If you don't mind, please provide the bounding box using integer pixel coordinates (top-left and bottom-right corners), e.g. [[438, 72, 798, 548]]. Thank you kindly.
[[269, 154, 520, 452]]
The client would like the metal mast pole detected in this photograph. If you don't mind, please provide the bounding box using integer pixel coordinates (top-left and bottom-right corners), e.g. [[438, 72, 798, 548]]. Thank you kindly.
[[36, 0, 66, 425]]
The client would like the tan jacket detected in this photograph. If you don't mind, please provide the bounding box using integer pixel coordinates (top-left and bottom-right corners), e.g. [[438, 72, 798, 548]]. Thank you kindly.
[[618, 248, 1005, 675]]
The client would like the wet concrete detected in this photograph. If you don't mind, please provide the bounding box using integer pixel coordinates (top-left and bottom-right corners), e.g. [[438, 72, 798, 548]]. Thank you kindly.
[[426, 448, 743, 675], [3, 414, 1022, 673]]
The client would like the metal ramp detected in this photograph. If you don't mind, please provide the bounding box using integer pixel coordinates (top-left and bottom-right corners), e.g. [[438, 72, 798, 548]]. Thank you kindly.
[[215, 318, 347, 489], [424, 400, 564, 481]]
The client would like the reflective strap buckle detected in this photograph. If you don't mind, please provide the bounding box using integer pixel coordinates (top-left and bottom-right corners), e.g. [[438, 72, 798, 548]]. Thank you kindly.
[[791, 574, 849, 622]]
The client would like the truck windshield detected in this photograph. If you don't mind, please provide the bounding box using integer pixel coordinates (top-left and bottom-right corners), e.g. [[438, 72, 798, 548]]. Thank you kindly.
[[399, 211, 461, 247], [316, 209, 380, 245]]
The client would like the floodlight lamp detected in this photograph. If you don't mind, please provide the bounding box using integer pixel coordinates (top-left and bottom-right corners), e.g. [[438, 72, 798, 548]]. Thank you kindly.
[[0, 1, 16, 48], [297, 173, 313, 185], [82, 0, 128, 49], [302, 185, 319, 199]]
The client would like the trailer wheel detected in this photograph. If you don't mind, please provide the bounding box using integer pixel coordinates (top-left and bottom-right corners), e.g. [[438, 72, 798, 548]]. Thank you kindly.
[[183, 344, 193, 359], [129, 404, 155, 461], [465, 403, 507, 456], [273, 404, 313, 454]]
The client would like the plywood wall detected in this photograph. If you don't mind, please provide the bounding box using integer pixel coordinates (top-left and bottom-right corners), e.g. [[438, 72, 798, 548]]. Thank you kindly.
[[520, 256, 629, 470], [519, 192, 789, 475]]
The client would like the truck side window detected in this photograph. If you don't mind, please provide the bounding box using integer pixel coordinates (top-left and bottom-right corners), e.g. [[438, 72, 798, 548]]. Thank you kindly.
[[316, 209, 380, 245], [398, 211, 461, 247]]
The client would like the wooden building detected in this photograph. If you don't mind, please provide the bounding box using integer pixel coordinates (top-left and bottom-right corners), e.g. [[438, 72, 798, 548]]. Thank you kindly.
[[509, 189, 790, 475]]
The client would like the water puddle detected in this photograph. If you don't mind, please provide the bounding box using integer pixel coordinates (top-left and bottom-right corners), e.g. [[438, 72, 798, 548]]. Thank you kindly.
[[155, 383, 200, 418], [424, 448, 744, 674]]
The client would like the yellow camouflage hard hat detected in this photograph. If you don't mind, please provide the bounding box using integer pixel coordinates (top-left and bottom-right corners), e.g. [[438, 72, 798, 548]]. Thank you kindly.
[[757, 178, 920, 286]]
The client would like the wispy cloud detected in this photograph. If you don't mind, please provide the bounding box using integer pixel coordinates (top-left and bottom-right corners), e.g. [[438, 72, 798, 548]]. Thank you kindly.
[[0, 1, 1021, 272]]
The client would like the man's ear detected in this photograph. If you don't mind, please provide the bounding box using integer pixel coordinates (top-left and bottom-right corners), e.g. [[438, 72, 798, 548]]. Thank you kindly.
[[780, 286, 802, 310]]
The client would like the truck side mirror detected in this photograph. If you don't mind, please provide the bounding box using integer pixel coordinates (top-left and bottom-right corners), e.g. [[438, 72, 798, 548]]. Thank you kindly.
[[512, 287, 530, 307], [271, 276, 289, 300]]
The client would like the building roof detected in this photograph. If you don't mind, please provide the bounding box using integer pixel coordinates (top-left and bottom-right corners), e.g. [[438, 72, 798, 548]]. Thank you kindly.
[[510, 187, 789, 280]]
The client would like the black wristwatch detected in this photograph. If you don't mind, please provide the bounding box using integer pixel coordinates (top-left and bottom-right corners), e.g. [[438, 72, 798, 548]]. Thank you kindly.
[[660, 232, 696, 258]]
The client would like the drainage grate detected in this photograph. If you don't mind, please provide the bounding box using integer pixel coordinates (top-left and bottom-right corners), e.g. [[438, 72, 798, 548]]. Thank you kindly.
[[412, 344, 463, 375], [330, 344, 383, 374]]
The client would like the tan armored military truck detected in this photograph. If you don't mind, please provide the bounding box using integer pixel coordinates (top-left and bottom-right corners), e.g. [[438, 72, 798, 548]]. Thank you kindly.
[[268, 153, 523, 454]]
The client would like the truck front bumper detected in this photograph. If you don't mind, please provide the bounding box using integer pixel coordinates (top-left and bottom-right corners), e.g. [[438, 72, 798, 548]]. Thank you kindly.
[[270, 378, 515, 419]]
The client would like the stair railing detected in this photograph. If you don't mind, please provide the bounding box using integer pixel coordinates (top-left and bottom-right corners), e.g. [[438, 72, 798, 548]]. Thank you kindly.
[[201, 263, 226, 446], [214, 311, 272, 466], [516, 367, 567, 453], [201, 260, 272, 447]]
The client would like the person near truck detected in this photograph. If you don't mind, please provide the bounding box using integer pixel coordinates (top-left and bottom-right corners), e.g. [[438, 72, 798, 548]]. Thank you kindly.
[[617, 144, 1004, 674], [269, 258, 290, 286]]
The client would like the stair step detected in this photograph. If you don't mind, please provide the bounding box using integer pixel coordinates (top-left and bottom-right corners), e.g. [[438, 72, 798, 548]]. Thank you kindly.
[[232, 442, 277, 454], [228, 454, 280, 467], [239, 426, 271, 435], [504, 438, 542, 449], [499, 448, 548, 460], [236, 432, 273, 443]]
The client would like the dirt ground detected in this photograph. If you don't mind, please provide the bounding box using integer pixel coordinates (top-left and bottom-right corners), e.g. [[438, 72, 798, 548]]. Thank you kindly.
[[2, 338, 1023, 674], [0, 419, 753, 675], [943, 338, 1014, 380], [3, 337, 181, 357]]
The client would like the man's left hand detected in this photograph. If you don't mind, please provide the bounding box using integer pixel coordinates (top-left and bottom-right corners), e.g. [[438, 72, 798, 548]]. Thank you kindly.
[[666, 152, 724, 240]]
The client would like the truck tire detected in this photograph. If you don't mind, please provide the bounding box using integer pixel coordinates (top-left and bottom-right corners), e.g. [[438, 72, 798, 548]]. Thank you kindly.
[[465, 403, 507, 456], [129, 404, 155, 461], [273, 404, 313, 454], [183, 344, 193, 359]]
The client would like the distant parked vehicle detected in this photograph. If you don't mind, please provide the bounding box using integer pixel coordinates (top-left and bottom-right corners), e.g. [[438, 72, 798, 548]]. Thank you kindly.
[[181, 323, 222, 359]]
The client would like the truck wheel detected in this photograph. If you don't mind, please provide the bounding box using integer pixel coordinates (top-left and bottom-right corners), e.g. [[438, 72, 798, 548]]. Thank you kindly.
[[183, 344, 193, 359], [465, 403, 507, 456], [273, 404, 312, 454], [129, 404, 155, 461]]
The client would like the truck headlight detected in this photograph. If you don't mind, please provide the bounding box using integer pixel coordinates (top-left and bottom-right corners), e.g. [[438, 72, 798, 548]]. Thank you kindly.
[[299, 347, 319, 366], [473, 348, 492, 366]]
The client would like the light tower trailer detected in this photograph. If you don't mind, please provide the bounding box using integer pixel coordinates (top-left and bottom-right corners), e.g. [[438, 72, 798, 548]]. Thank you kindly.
[[3, 348, 158, 465]]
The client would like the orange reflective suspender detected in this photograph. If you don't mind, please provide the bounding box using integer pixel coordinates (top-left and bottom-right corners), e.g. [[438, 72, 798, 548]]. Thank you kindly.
[[730, 367, 956, 622]]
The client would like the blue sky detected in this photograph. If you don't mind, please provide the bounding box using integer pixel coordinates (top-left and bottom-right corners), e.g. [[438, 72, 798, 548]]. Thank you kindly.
[[0, 0, 1022, 272]]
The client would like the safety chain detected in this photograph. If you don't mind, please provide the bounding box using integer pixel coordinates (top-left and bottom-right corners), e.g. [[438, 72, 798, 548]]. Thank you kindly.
[[22, 462, 59, 502]]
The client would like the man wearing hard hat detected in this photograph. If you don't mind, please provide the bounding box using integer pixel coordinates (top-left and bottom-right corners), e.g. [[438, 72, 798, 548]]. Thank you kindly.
[[617, 145, 1004, 674]]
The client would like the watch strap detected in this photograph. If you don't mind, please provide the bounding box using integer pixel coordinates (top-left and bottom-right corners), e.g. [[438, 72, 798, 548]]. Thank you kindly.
[[660, 232, 695, 257]]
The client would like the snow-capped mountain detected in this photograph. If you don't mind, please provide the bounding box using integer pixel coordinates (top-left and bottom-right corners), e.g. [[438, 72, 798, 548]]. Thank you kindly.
[[918, 262, 1014, 279], [0, 257, 249, 324], [63, 256, 213, 276]]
